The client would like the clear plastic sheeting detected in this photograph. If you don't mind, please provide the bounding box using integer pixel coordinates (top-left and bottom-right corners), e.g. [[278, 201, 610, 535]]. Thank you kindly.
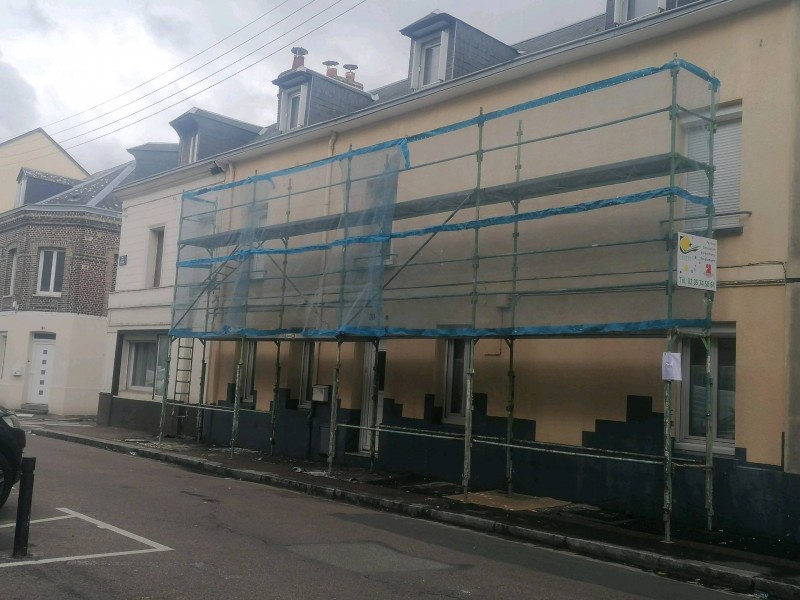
[[172, 60, 719, 340]]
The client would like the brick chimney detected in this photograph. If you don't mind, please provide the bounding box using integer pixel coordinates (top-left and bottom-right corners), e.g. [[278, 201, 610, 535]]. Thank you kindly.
[[343, 64, 358, 82], [291, 47, 308, 69], [323, 60, 339, 78]]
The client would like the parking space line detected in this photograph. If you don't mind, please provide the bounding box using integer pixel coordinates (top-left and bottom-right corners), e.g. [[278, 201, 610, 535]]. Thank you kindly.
[[0, 515, 75, 529], [0, 507, 172, 568], [0, 548, 168, 568], [56, 508, 172, 552]]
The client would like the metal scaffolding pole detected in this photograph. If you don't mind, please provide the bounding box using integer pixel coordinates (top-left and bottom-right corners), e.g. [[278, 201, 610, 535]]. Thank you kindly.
[[703, 75, 719, 531], [505, 338, 516, 495], [662, 60, 680, 543], [270, 340, 282, 456], [158, 336, 173, 444], [463, 108, 485, 501], [230, 336, 245, 458], [196, 340, 207, 442], [505, 119, 523, 496], [369, 338, 380, 473], [463, 338, 476, 501], [328, 340, 343, 475]]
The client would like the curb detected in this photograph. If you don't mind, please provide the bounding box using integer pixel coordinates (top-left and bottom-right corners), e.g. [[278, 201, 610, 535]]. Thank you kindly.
[[33, 428, 798, 599]]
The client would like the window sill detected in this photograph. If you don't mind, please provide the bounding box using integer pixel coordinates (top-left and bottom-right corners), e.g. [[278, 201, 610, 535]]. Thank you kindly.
[[675, 439, 735, 456], [442, 416, 465, 426], [34, 292, 62, 298]]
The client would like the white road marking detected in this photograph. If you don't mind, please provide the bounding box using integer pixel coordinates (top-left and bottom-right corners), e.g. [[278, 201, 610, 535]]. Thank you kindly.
[[0, 514, 75, 529], [55, 508, 172, 551], [0, 507, 172, 568], [0, 548, 167, 568]]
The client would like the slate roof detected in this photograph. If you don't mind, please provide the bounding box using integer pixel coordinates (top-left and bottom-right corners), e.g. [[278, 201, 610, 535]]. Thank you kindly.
[[18, 168, 84, 187], [127, 142, 179, 152], [170, 108, 263, 133], [36, 162, 134, 212], [513, 14, 607, 54]]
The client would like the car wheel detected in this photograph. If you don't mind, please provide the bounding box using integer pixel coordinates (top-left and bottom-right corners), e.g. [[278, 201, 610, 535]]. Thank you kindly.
[[0, 453, 13, 509]]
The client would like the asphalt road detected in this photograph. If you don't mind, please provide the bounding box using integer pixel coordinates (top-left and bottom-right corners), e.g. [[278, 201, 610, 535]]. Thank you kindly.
[[0, 435, 743, 600]]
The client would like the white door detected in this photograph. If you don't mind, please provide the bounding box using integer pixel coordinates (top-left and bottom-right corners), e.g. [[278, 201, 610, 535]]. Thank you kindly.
[[359, 341, 386, 453], [28, 340, 56, 406]]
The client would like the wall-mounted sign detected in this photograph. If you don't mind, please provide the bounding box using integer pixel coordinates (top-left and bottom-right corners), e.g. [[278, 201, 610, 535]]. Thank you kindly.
[[118, 255, 128, 266], [676, 232, 716, 291]]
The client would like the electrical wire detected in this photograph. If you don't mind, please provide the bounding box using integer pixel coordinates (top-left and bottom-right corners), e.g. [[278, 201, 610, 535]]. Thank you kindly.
[[0, 0, 368, 169], [0, 0, 295, 140], [59, 0, 351, 146], [51, 0, 320, 137]]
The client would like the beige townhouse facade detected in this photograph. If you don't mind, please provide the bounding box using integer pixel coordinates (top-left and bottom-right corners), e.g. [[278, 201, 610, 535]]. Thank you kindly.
[[101, 0, 800, 541]]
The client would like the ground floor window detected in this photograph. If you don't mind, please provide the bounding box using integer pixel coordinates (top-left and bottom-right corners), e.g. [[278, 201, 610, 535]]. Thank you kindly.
[[125, 334, 169, 397], [299, 341, 317, 409], [444, 339, 468, 422], [129, 341, 158, 390], [679, 333, 735, 451]]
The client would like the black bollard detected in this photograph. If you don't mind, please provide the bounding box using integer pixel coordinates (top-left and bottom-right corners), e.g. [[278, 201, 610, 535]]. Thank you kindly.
[[13, 456, 36, 558]]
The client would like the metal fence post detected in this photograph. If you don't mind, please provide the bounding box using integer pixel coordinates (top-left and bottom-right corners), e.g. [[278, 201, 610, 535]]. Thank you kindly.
[[13, 457, 36, 558]]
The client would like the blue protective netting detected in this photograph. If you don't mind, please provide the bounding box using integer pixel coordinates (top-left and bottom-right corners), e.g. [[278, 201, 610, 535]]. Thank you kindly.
[[172, 59, 718, 339]]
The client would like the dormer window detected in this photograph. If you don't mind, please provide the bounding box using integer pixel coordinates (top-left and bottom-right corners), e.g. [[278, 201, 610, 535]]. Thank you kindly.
[[615, 0, 666, 22], [279, 85, 307, 132], [177, 121, 200, 166], [288, 91, 302, 129], [411, 29, 449, 89]]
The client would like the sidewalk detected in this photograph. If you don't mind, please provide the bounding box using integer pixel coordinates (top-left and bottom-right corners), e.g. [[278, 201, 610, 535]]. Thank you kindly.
[[28, 419, 800, 599]]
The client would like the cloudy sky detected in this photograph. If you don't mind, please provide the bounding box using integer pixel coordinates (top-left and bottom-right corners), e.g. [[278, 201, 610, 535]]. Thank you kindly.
[[0, 0, 606, 173]]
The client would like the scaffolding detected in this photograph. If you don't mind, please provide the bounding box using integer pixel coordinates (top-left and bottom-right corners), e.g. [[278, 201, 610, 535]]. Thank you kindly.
[[165, 59, 720, 542]]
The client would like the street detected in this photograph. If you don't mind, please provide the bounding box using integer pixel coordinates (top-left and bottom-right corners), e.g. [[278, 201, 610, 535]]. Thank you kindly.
[[0, 435, 742, 599]]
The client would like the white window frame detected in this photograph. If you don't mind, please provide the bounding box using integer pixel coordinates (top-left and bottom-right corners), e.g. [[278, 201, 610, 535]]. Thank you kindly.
[[615, 0, 666, 23], [36, 248, 65, 297], [148, 227, 165, 288], [185, 133, 199, 164], [0, 332, 7, 379], [298, 340, 317, 409], [677, 327, 736, 455], [279, 85, 308, 132], [127, 338, 159, 392], [443, 338, 469, 423], [410, 29, 449, 89], [681, 106, 742, 232], [6, 248, 17, 296]]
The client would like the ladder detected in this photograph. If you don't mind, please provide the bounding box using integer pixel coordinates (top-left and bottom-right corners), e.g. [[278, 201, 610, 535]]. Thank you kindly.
[[173, 338, 194, 405]]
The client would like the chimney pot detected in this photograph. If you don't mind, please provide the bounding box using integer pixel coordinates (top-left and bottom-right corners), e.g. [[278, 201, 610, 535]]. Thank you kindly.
[[291, 47, 308, 69], [323, 60, 339, 78], [343, 64, 358, 82]]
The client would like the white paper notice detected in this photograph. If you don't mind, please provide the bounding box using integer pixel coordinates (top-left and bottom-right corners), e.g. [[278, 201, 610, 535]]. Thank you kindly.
[[662, 352, 682, 381]]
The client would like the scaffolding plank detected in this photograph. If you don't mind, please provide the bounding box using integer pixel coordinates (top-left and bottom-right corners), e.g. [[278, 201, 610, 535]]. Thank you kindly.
[[181, 153, 706, 249]]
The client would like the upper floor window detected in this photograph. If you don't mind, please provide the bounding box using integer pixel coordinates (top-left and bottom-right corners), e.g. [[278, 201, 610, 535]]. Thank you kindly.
[[684, 108, 742, 231], [279, 86, 307, 132], [148, 227, 165, 288], [37, 249, 65, 296], [411, 30, 449, 89], [6, 249, 17, 296], [615, 0, 665, 22]]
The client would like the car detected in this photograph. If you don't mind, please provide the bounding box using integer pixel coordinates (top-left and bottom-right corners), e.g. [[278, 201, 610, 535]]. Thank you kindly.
[[0, 406, 26, 509]]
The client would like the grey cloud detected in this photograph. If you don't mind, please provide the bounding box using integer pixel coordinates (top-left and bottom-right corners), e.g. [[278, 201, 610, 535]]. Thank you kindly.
[[13, 0, 59, 34], [0, 57, 40, 138], [141, 4, 194, 51]]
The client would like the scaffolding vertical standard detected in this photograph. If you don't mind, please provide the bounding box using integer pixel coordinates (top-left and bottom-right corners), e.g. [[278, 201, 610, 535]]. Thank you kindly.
[[168, 59, 721, 540]]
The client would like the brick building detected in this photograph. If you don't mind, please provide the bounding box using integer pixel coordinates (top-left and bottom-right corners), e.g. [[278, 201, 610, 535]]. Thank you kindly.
[[0, 163, 131, 415]]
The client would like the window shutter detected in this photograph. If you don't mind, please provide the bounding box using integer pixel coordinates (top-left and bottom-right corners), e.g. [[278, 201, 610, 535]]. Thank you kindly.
[[685, 119, 742, 230]]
